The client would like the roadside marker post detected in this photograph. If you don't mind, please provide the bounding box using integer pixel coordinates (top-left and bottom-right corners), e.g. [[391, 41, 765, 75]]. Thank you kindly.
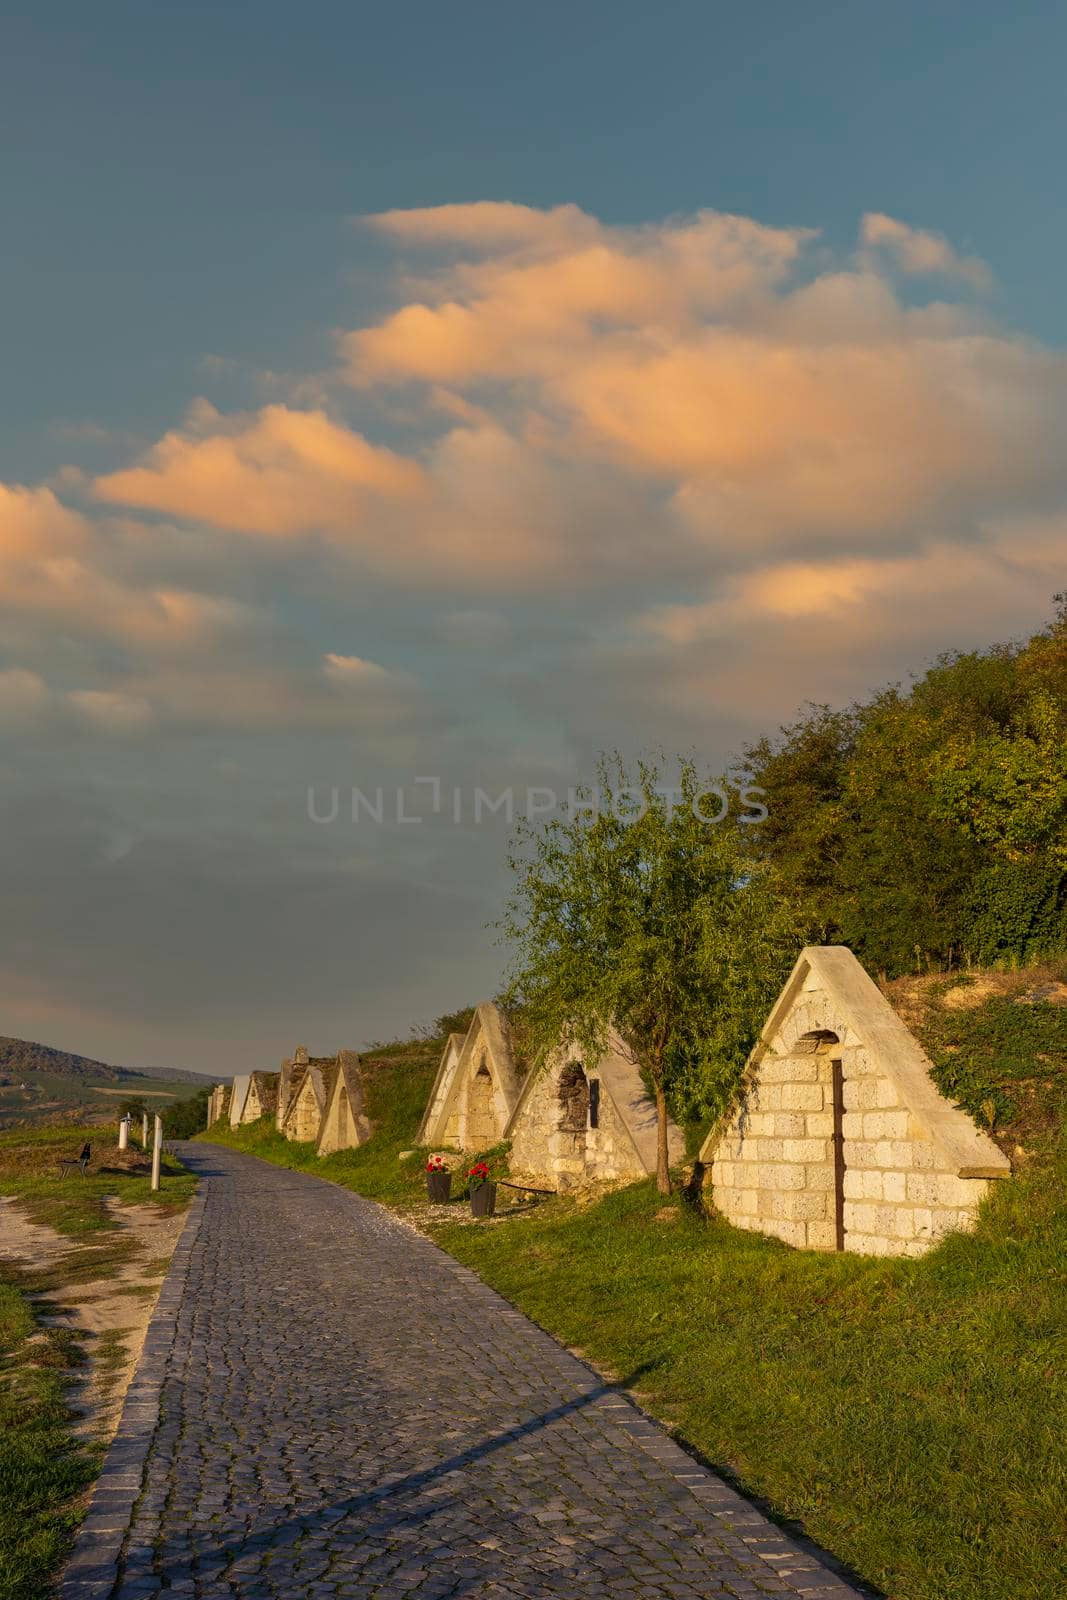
[[118, 1115, 129, 1151], [151, 1115, 162, 1192]]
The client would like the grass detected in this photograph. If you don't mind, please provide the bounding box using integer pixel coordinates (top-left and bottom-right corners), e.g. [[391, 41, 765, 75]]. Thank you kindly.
[[197, 984, 1067, 1600], [432, 1143, 1066, 1600], [0, 1124, 196, 1600], [0, 1282, 100, 1600], [0, 1123, 197, 1236]]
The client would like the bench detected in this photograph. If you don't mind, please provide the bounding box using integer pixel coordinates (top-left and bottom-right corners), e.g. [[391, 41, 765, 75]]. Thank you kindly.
[[59, 1142, 91, 1177]]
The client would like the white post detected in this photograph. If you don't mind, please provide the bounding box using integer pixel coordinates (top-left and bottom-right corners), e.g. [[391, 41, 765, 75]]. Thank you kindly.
[[142, 1112, 149, 1147], [151, 1115, 162, 1192], [118, 1115, 129, 1151]]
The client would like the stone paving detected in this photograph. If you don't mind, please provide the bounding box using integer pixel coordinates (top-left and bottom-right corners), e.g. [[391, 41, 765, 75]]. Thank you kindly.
[[70, 1144, 865, 1600]]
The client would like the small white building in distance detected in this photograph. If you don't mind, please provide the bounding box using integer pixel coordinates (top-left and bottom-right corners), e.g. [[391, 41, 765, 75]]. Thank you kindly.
[[700, 946, 1010, 1256]]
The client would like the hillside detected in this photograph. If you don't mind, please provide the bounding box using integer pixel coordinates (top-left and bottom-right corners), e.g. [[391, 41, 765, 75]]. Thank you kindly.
[[884, 961, 1067, 1150], [0, 1036, 211, 1086], [0, 1036, 214, 1131]]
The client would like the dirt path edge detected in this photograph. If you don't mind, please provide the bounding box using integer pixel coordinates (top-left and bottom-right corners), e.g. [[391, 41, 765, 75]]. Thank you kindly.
[[56, 1178, 208, 1600]]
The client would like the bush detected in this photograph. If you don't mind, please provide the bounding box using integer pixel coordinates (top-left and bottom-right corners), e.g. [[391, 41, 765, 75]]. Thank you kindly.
[[162, 1086, 211, 1140]]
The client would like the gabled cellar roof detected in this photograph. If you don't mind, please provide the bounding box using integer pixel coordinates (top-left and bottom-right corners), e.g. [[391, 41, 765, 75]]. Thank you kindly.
[[699, 946, 1010, 1179]]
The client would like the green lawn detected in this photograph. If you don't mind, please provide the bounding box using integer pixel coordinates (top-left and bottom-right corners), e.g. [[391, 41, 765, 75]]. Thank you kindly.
[[198, 995, 1067, 1600], [432, 1145, 1066, 1600], [0, 1282, 99, 1600], [0, 1124, 196, 1600]]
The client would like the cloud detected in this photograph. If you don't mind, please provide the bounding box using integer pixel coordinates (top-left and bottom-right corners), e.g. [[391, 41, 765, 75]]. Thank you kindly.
[[348, 206, 810, 387], [81, 203, 1067, 595], [0, 668, 152, 738], [322, 652, 392, 683], [68, 689, 154, 734], [364, 200, 600, 253], [0, 470, 430, 739], [0, 667, 51, 727], [0, 482, 88, 557], [860, 212, 992, 290], [338, 202, 1062, 566], [94, 402, 425, 535], [634, 521, 1066, 724]]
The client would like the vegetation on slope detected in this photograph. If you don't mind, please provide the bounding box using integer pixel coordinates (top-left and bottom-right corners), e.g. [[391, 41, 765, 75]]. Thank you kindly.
[[745, 598, 1067, 976]]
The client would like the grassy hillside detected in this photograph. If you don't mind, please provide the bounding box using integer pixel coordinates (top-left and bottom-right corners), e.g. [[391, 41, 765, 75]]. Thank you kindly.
[[200, 971, 1067, 1600], [887, 962, 1067, 1147], [0, 1036, 213, 1131], [0, 1036, 212, 1086]]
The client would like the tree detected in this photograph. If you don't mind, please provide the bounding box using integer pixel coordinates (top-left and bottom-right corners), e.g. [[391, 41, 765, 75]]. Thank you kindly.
[[743, 601, 1067, 973], [500, 755, 800, 1194], [162, 1085, 212, 1139]]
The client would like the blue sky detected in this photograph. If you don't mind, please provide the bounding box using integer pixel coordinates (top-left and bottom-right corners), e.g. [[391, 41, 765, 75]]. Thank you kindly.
[[1, 3, 1065, 1070]]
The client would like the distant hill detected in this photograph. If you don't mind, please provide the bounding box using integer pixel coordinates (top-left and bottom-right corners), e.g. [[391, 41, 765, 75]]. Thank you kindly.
[[0, 1036, 213, 1086]]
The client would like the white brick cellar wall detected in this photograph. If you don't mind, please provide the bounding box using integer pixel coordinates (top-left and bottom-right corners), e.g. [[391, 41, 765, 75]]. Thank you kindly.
[[709, 971, 994, 1257]]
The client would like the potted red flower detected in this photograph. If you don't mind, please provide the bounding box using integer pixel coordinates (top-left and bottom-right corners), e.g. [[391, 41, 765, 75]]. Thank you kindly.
[[467, 1161, 497, 1218], [426, 1154, 451, 1203]]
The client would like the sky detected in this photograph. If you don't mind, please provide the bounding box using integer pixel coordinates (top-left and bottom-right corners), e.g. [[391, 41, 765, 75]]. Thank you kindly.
[[2, 2, 1065, 1074]]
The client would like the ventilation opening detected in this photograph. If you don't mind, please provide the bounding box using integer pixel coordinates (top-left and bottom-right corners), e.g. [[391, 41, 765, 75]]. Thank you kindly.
[[558, 1062, 589, 1131], [794, 1029, 840, 1053]]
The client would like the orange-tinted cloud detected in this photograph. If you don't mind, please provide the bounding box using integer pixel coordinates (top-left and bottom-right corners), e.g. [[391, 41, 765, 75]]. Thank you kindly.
[[348, 206, 809, 387], [335, 202, 1066, 564], [0, 482, 88, 557], [94, 402, 425, 535], [860, 212, 991, 289], [0, 471, 427, 738], [21, 201, 1067, 750]]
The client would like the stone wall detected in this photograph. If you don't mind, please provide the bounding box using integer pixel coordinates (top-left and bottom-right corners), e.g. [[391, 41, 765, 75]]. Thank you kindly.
[[207, 1084, 230, 1127], [707, 958, 1004, 1257], [284, 1075, 323, 1143], [508, 1059, 647, 1190], [241, 1073, 278, 1125], [317, 1067, 372, 1157]]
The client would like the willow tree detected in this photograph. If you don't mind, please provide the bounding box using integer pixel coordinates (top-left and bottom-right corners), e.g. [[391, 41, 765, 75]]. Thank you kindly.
[[500, 754, 799, 1194]]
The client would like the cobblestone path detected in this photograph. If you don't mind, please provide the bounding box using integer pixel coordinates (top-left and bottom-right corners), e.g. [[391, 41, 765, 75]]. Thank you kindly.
[[91, 1145, 864, 1600]]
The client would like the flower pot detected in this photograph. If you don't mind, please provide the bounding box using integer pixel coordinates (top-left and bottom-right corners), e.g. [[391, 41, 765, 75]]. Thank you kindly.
[[426, 1170, 451, 1203], [469, 1181, 497, 1218]]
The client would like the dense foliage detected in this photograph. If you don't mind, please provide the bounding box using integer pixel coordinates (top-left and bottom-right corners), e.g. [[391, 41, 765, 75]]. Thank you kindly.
[[743, 599, 1067, 975], [162, 1085, 213, 1139]]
